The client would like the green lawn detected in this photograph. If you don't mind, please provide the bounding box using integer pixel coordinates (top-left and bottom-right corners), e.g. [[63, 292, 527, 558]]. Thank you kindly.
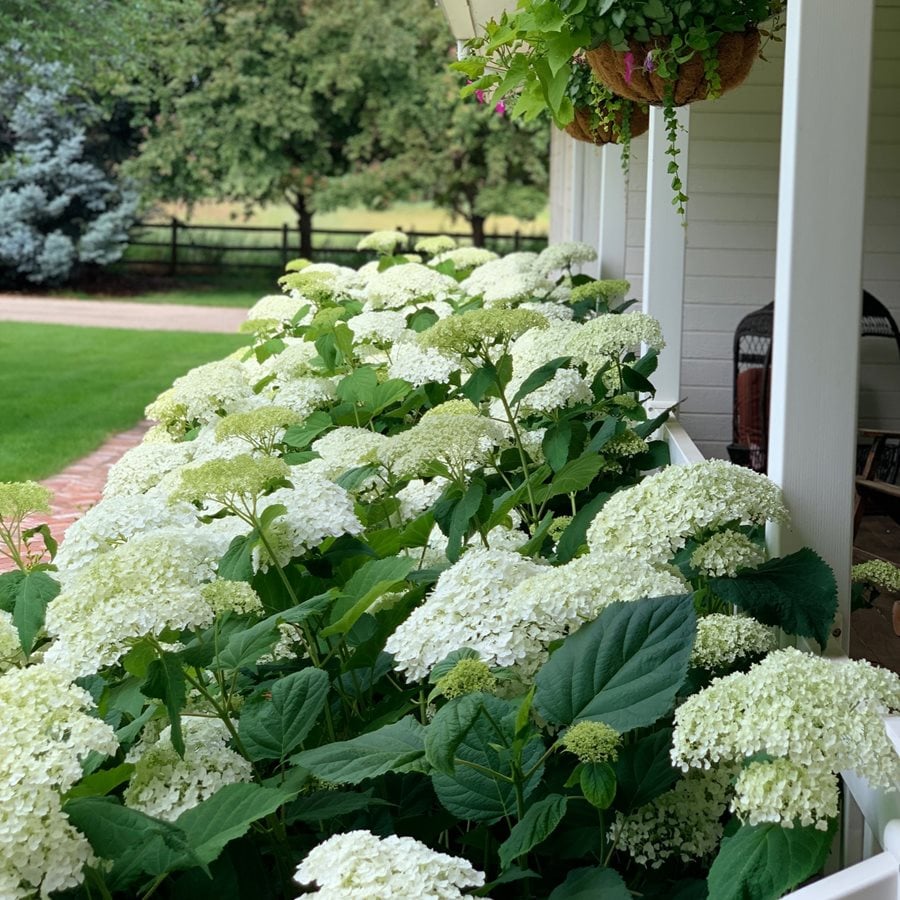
[[52, 272, 276, 308], [0, 322, 249, 481]]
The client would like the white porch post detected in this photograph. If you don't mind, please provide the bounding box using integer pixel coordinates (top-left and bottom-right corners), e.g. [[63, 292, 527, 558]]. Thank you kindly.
[[578, 142, 603, 278], [642, 106, 690, 410], [766, 0, 875, 655], [598, 144, 627, 279], [548, 130, 577, 244]]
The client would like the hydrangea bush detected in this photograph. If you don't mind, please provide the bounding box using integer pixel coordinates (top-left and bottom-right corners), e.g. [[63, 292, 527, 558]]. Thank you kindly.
[[0, 238, 894, 900]]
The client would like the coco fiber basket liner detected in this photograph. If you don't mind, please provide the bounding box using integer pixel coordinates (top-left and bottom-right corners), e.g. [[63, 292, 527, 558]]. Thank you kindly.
[[585, 29, 761, 107], [563, 103, 650, 145]]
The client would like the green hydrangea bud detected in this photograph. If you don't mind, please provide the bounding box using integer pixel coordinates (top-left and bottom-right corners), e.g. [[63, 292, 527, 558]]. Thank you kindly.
[[561, 720, 622, 764], [418, 308, 547, 355], [0, 481, 52, 521], [435, 658, 497, 699]]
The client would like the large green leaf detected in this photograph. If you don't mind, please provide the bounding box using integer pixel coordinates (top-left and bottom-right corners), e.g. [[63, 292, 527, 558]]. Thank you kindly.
[[535, 453, 605, 503], [707, 820, 837, 900], [425, 692, 490, 776], [141, 652, 186, 756], [511, 356, 572, 406], [548, 866, 631, 899], [176, 783, 295, 865], [710, 548, 837, 648], [12, 569, 59, 654], [614, 728, 678, 812], [64, 797, 200, 888], [534, 595, 696, 731], [432, 695, 545, 822], [292, 717, 428, 784], [321, 555, 414, 638], [498, 794, 568, 869], [283, 411, 333, 450], [554, 491, 609, 564], [238, 667, 330, 761], [0, 570, 24, 612], [217, 533, 257, 583]]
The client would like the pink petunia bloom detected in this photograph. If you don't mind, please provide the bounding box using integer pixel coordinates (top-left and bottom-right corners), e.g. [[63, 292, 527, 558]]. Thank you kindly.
[[623, 51, 635, 84], [495, 100, 506, 116], [475, 88, 487, 104]]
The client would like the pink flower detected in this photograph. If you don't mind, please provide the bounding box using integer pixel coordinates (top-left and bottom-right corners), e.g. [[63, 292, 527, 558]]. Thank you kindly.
[[495, 100, 506, 116], [475, 88, 487, 104], [623, 51, 635, 84]]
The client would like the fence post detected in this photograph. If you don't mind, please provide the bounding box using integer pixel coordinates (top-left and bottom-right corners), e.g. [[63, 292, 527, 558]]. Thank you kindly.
[[281, 224, 289, 269], [514, 229, 521, 251], [168, 217, 178, 277]]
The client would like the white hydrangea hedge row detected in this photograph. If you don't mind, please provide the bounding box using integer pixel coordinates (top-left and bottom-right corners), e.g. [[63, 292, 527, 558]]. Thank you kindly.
[[0, 234, 898, 900]]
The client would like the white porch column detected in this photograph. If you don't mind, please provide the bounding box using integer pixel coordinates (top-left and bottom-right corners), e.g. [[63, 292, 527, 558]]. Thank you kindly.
[[548, 130, 577, 244], [598, 144, 627, 279], [578, 142, 603, 278], [642, 106, 690, 410], [767, 0, 875, 655]]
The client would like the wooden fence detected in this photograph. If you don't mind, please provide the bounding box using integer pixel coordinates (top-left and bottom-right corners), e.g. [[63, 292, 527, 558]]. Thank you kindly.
[[122, 218, 548, 275]]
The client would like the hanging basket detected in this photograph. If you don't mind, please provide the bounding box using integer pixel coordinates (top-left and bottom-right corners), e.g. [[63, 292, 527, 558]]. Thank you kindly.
[[585, 29, 761, 107], [562, 104, 650, 146]]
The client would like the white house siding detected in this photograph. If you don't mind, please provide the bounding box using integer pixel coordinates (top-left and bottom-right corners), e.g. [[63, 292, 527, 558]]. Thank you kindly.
[[614, 1, 900, 460]]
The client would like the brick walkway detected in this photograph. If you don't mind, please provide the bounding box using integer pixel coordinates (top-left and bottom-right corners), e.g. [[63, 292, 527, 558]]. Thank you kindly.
[[1, 295, 247, 571]]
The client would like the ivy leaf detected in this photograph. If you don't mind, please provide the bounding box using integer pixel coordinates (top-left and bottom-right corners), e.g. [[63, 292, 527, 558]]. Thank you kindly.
[[292, 717, 428, 784], [707, 820, 838, 900], [709, 548, 837, 649], [238, 668, 330, 761], [498, 794, 568, 869], [534, 595, 696, 731]]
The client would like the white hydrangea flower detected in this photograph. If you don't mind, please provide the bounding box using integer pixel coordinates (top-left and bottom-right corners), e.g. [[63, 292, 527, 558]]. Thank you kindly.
[[145, 358, 253, 432], [586, 460, 790, 565], [611, 765, 735, 868], [535, 241, 598, 276], [356, 230, 409, 255], [565, 312, 665, 377], [387, 341, 462, 387], [380, 400, 508, 480], [200, 579, 264, 616], [54, 492, 197, 581], [459, 252, 538, 299], [415, 234, 458, 256], [429, 246, 497, 270], [690, 530, 767, 577], [103, 441, 194, 499], [0, 612, 22, 674], [44, 527, 224, 675], [310, 427, 389, 481], [251, 474, 363, 570], [294, 829, 485, 899], [346, 309, 410, 346], [256, 336, 321, 382], [690, 614, 776, 670], [0, 663, 118, 898], [125, 717, 253, 821], [395, 478, 448, 523], [519, 299, 575, 322], [365, 263, 459, 310], [269, 376, 337, 419], [385, 548, 546, 681], [732, 759, 839, 829], [672, 648, 900, 826], [481, 271, 552, 307], [244, 294, 315, 329]]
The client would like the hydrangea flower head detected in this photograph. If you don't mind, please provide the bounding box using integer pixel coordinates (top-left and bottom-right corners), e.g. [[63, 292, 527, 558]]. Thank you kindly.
[[0, 481, 51, 520], [214, 406, 301, 453], [418, 308, 547, 356], [365, 263, 459, 310], [415, 235, 457, 256], [171, 454, 289, 508], [690, 614, 775, 670], [561, 721, 622, 764], [294, 829, 485, 899], [356, 229, 409, 255], [435, 658, 497, 699], [587, 460, 789, 564], [852, 559, 900, 593], [535, 241, 598, 276]]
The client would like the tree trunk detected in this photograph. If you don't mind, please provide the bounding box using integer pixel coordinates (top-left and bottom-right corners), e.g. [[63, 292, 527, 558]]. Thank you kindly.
[[470, 213, 486, 248], [287, 191, 314, 259], [297, 194, 314, 260]]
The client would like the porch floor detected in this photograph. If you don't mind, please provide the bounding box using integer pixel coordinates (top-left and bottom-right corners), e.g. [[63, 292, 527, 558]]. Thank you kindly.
[[851, 514, 900, 674]]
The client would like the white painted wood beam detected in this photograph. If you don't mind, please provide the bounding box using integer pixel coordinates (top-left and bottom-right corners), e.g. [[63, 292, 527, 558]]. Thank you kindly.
[[642, 106, 690, 411], [598, 144, 628, 279], [766, 0, 875, 656]]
